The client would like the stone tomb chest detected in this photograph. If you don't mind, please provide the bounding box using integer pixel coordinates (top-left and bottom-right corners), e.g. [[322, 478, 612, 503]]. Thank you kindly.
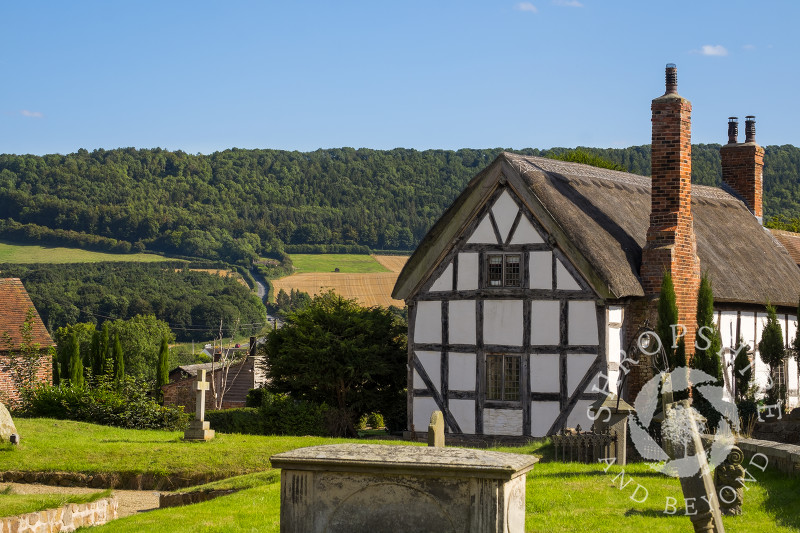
[[270, 444, 538, 533]]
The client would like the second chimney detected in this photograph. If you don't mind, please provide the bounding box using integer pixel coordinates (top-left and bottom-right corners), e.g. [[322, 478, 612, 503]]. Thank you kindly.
[[720, 116, 764, 221]]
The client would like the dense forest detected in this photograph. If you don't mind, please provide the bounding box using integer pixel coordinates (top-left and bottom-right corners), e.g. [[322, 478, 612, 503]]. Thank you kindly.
[[1, 145, 800, 264], [0, 263, 267, 341]]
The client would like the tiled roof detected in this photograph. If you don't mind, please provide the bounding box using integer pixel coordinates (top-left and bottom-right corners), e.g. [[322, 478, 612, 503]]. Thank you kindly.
[[0, 278, 55, 350], [770, 229, 800, 268]]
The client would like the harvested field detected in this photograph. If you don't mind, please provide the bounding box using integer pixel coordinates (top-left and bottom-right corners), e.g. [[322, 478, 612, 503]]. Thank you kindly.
[[271, 255, 409, 308]]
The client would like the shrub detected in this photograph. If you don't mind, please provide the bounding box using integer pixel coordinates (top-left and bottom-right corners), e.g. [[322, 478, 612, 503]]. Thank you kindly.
[[20, 375, 188, 431], [206, 393, 328, 436], [245, 388, 266, 408], [206, 408, 263, 434], [367, 412, 385, 429]]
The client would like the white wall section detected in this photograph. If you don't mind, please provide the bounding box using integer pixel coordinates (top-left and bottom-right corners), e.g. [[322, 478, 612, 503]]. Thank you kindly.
[[531, 300, 560, 345], [449, 300, 476, 345], [509, 214, 544, 244], [529, 251, 552, 289], [449, 399, 476, 434], [530, 354, 560, 393], [484, 300, 524, 346], [531, 402, 560, 438], [414, 301, 442, 344], [568, 301, 598, 345], [415, 351, 441, 394], [491, 190, 519, 242], [429, 263, 453, 292], [467, 215, 497, 244], [448, 353, 476, 390], [483, 408, 523, 436], [457, 253, 479, 291], [556, 259, 582, 291]]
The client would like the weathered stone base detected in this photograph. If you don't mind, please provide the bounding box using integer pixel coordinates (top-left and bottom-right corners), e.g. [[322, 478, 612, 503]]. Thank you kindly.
[[184, 420, 214, 441], [0, 470, 227, 490], [0, 496, 117, 533]]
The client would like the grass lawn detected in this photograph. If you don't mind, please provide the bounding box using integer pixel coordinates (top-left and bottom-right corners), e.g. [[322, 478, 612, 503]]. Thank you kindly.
[[0, 487, 110, 518], [4, 420, 799, 532], [289, 254, 389, 274], [0, 241, 171, 264]]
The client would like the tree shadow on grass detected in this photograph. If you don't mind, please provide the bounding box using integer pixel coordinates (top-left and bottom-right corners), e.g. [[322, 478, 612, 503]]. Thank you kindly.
[[759, 467, 800, 531]]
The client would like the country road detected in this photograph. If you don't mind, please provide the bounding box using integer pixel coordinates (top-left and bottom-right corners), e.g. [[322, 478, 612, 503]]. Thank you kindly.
[[249, 267, 267, 302]]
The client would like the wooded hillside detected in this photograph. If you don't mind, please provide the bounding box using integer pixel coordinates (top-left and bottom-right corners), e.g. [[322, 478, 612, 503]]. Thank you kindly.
[[2, 145, 799, 262]]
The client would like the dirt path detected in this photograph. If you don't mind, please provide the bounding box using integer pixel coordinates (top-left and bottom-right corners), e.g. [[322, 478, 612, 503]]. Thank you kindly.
[[3, 482, 160, 518]]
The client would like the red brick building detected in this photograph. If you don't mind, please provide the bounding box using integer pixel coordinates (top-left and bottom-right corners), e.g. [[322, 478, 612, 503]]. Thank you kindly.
[[0, 278, 55, 405]]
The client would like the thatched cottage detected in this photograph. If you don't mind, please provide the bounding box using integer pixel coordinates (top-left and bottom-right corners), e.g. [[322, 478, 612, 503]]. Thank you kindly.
[[393, 65, 800, 439]]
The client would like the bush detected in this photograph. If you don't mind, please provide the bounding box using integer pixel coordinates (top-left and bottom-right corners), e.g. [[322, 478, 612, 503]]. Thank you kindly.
[[20, 376, 188, 431], [245, 388, 266, 408], [367, 412, 384, 429], [206, 408, 263, 434]]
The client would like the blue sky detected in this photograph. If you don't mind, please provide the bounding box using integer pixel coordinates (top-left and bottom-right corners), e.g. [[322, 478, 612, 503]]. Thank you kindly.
[[2, 1, 799, 155]]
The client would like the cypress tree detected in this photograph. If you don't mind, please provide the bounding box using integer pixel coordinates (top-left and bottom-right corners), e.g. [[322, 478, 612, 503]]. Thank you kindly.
[[52, 351, 60, 386], [656, 272, 679, 370], [113, 334, 125, 387], [157, 336, 170, 402], [90, 330, 103, 377], [733, 337, 752, 402], [758, 305, 786, 405], [692, 274, 723, 384], [68, 332, 84, 388]]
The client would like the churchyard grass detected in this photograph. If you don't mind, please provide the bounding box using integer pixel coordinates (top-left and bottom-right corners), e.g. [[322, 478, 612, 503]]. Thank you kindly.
[[0, 487, 111, 518], [289, 253, 390, 273], [0, 241, 171, 264]]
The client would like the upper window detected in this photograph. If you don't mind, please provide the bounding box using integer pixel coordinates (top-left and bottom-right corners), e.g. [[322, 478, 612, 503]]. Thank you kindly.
[[486, 354, 521, 402], [487, 254, 521, 287]]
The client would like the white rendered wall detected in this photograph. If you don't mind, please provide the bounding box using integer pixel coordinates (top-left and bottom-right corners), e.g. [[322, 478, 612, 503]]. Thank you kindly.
[[606, 306, 623, 393], [531, 300, 560, 345], [491, 190, 519, 242], [567, 399, 594, 430], [457, 253, 479, 290], [412, 397, 439, 432], [530, 354, 560, 393], [568, 301, 598, 345], [556, 259, 581, 291], [484, 300, 523, 346], [788, 316, 798, 408], [530, 402, 560, 438], [509, 215, 544, 244], [483, 408, 523, 436], [414, 302, 442, 344], [449, 399, 476, 434], [529, 251, 552, 289], [429, 263, 453, 292], [449, 301, 476, 345], [467, 215, 497, 244], [447, 352, 476, 391], [414, 351, 441, 394], [567, 353, 597, 396]]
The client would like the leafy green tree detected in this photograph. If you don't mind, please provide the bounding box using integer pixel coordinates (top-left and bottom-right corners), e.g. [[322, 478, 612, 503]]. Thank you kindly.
[[106, 315, 174, 382], [691, 274, 723, 383], [733, 337, 753, 402], [68, 332, 84, 388], [758, 305, 786, 405], [157, 336, 170, 402], [112, 334, 125, 387], [265, 291, 406, 437], [656, 272, 680, 370]]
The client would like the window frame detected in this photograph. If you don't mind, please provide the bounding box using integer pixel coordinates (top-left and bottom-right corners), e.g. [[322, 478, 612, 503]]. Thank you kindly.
[[485, 253, 522, 288], [485, 353, 522, 406]]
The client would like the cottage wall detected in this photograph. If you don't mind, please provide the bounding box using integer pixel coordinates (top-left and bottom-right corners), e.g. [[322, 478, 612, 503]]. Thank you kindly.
[[409, 187, 605, 438], [0, 351, 52, 405]]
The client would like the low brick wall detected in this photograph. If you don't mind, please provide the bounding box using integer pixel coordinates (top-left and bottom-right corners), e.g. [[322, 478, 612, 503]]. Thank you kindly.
[[0, 496, 117, 532], [159, 489, 237, 508], [736, 438, 800, 475]]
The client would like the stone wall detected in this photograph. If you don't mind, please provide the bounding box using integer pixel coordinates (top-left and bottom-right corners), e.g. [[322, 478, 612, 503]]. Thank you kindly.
[[752, 409, 800, 444], [736, 437, 800, 475], [0, 496, 117, 533]]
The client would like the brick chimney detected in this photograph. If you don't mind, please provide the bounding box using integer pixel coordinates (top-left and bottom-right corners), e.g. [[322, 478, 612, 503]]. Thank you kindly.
[[720, 115, 764, 221], [641, 63, 701, 359]]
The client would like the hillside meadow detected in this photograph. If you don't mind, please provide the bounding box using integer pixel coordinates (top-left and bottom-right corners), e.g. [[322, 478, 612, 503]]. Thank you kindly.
[[270, 254, 408, 308], [0, 241, 170, 264]]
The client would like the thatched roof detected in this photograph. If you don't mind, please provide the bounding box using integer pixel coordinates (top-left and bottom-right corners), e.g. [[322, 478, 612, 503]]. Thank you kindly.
[[394, 153, 800, 308], [0, 278, 54, 351]]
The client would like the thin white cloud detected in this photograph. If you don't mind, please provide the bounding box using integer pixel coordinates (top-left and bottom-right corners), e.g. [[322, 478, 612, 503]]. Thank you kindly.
[[515, 2, 538, 13], [553, 0, 583, 6], [742, 44, 755, 51], [20, 110, 43, 118], [699, 44, 728, 56]]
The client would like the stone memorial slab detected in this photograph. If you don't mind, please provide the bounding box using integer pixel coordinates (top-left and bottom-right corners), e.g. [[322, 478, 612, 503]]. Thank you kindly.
[[271, 443, 538, 533], [428, 410, 444, 447], [0, 402, 17, 443], [589, 394, 634, 466]]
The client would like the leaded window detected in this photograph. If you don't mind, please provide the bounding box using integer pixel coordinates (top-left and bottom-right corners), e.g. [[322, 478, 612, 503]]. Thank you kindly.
[[486, 354, 521, 402], [486, 254, 521, 287]]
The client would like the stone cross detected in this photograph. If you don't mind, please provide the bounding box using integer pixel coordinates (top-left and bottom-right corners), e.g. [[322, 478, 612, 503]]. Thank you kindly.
[[193, 369, 210, 421], [428, 411, 445, 447], [184, 369, 215, 441]]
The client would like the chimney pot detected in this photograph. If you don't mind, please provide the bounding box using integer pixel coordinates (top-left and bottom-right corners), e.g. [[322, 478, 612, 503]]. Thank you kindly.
[[745, 116, 756, 143], [727, 117, 738, 144], [665, 63, 678, 94]]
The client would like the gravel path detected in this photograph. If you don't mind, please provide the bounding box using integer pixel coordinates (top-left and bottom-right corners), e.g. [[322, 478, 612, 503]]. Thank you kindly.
[[3, 482, 160, 518]]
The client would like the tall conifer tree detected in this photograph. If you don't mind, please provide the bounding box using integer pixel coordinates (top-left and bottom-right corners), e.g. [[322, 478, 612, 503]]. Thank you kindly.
[[692, 273, 723, 384], [157, 336, 170, 402], [656, 272, 679, 370], [113, 334, 125, 387], [759, 305, 786, 405], [68, 332, 84, 388]]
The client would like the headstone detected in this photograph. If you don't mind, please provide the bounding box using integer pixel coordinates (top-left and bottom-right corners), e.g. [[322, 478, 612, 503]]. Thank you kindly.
[[271, 444, 537, 533], [661, 399, 725, 533], [183, 369, 215, 441], [427, 410, 444, 447], [589, 394, 635, 465], [714, 446, 745, 516], [0, 402, 17, 443]]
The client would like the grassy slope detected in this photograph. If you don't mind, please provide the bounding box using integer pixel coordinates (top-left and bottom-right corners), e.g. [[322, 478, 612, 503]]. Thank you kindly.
[[0, 241, 171, 264], [289, 254, 389, 274], [0, 489, 110, 519]]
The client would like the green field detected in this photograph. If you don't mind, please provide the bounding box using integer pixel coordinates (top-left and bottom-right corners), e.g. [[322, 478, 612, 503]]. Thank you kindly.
[[0, 241, 172, 264], [289, 254, 389, 274]]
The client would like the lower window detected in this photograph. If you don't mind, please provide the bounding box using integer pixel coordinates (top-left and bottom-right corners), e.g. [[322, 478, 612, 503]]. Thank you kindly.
[[486, 354, 521, 402]]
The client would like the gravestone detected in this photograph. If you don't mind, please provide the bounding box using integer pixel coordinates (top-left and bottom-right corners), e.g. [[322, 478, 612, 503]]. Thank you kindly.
[[428, 410, 444, 447], [714, 446, 745, 516], [271, 444, 537, 533], [0, 402, 17, 444], [183, 369, 215, 441], [589, 394, 634, 465]]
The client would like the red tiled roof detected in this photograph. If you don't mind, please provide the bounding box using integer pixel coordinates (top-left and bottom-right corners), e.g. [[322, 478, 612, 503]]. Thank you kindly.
[[770, 229, 800, 268], [0, 278, 55, 350]]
